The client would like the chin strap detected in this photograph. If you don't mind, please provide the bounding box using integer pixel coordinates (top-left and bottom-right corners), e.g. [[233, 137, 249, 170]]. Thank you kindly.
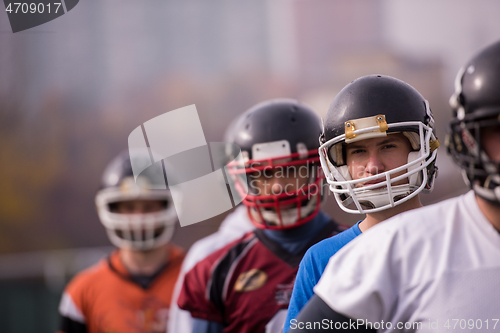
[[341, 184, 415, 209], [473, 175, 500, 205]]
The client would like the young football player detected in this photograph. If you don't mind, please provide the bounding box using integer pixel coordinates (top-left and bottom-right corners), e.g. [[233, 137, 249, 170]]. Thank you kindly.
[[57, 152, 184, 333], [284, 74, 439, 332], [177, 99, 345, 333], [168, 124, 255, 333], [291, 41, 500, 333]]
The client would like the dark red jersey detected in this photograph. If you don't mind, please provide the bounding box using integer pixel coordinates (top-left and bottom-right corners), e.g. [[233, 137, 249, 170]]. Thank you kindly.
[[178, 222, 341, 333]]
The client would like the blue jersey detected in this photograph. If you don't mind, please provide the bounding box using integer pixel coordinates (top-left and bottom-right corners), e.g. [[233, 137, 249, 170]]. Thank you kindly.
[[283, 221, 362, 333]]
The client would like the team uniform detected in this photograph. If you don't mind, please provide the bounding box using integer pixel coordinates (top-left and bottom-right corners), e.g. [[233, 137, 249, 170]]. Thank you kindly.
[[178, 213, 343, 333], [283, 222, 361, 333], [168, 205, 254, 333], [58, 151, 184, 333], [176, 99, 343, 332], [285, 75, 439, 331], [314, 191, 500, 332], [58, 245, 184, 333]]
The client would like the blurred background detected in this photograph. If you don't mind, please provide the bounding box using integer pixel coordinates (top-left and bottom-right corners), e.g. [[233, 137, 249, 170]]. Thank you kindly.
[[1, 0, 499, 331]]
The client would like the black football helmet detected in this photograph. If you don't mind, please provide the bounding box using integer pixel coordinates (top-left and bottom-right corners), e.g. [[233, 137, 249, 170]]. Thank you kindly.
[[95, 151, 177, 250], [319, 75, 439, 214], [447, 40, 500, 204], [227, 99, 323, 229]]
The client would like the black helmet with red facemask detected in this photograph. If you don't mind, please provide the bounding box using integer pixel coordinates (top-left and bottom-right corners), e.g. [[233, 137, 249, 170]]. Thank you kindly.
[[227, 99, 323, 230]]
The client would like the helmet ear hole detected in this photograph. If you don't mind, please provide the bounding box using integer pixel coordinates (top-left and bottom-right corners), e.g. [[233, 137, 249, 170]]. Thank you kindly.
[[402, 132, 420, 151], [407, 151, 422, 186], [328, 144, 345, 166], [327, 145, 337, 164], [337, 165, 352, 181]]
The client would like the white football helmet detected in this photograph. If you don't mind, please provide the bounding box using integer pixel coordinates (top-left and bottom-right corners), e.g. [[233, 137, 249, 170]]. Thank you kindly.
[[95, 152, 178, 250]]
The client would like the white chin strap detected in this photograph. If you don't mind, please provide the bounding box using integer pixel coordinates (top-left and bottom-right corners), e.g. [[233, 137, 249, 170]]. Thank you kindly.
[[341, 184, 415, 210]]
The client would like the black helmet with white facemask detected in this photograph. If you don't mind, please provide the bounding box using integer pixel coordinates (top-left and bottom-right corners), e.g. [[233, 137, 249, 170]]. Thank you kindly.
[[319, 75, 439, 214]]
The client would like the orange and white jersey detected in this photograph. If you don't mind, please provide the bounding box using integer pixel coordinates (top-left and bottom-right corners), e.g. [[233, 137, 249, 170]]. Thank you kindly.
[[57, 245, 184, 333]]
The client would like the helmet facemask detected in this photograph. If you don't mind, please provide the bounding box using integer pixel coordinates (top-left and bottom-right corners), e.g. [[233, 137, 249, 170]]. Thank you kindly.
[[96, 153, 178, 251], [319, 111, 439, 214], [96, 179, 177, 250], [227, 99, 325, 229], [228, 141, 323, 230]]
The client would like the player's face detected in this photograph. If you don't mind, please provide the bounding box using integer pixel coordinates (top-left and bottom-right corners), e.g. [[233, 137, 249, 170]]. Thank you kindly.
[[248, 164, 311, 226], [481, 124, 500, 163], [114, 199, 165, 215], [346, 133, 412, 188], [250, 166, 309, 199]]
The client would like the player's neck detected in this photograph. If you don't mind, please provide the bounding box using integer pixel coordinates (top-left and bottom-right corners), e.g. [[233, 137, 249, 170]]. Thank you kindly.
[[359, 195, 423, 232], [476, 195, 500, 232], [119, 244, 169, 276]]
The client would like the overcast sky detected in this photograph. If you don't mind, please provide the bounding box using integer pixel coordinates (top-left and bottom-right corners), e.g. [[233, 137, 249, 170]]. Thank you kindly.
[[382, 0, 500, 87]]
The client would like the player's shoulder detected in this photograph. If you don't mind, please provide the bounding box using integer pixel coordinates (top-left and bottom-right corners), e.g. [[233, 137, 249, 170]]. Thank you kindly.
[[181, 233, 223, 272], [183, 207, 254, 270], [183, 224, 248, 269], [350, 193, 472, 260], [374, 193, 469, 238], [63, 256, 109, 294], [191, 231, 257, 270], [218, 205, 254, 235], [213, 230, 256, 256], [189, 231, 226, 255], [305, 222, 361, 261], [181, 231, 258, 302]]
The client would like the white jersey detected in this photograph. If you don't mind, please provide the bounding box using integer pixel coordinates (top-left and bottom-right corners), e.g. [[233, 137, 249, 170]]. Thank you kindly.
[[168, 205, 254, 333], [315, 191, 500, 333]]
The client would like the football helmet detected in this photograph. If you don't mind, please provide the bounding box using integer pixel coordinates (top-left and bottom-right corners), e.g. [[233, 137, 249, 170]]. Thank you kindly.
[[447, 40, 500, 204], [319, 75, 439, 214], [227, 99, 323, 230], [95, 151, 177, 250]]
